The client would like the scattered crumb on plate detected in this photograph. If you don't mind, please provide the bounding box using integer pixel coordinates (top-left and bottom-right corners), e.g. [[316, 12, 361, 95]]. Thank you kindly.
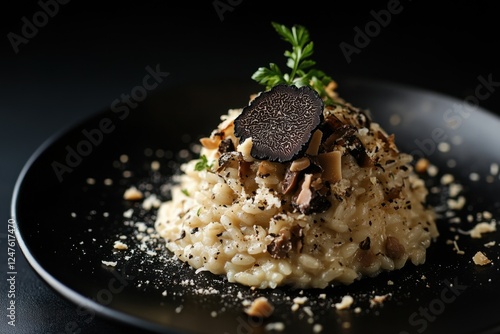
[[101, 260, 117, 267], [113, 240, 129, 250], [484, 241, 496, 248], [466, 222, 497, 239], [334, 295, 354, 310], [123, 186, 144, 200], [472, 251, 492, 266], [265, 322, 285, 332], [369, 294, 391, 308], [291, 296, 308, 311], [244, 297, 274, 318]]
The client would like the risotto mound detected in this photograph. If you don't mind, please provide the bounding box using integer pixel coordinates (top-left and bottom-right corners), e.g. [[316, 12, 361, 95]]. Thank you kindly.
[[155, 85, 438, 289]]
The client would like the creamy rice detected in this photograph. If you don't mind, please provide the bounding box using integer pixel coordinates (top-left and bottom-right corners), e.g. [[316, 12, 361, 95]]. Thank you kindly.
[[155, 94, 438, 289]]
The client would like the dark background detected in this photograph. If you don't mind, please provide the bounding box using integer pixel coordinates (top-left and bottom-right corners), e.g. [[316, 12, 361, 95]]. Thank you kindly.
[[1, 1, 499, 333]]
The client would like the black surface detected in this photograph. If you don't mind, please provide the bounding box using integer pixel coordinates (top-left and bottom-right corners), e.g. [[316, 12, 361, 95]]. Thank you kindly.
[[1, 1, 499, 334]]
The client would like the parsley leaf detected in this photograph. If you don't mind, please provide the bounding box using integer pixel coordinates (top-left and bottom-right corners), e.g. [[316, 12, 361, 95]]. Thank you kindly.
[[251, 22, 334, 105], [194, 155, 213, 171]]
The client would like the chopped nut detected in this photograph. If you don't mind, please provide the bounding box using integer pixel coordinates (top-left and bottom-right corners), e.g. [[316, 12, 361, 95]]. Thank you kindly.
[[290, 157, 311, 172], [369, 293, 391, 307], [200, 136, 221, 150], [244, 297, 274, 318], [415, 158, 430, 173], [472, 251, 491, 266], [305, 129, 323, 156], [151, 161, 160, 171], [483, 211, 493, 220], [293, 296, 308, 305], [447, 196, 466, 210], [484, 241, 496, 248], [123, 186, 143, 201], [142, 194, 161, 210], [295, 174, 313, 209], [113, 241, 128, 250], [123, 208, 133, 218], [101, 260, 117, 267], [449, 183, 463, 197], [317, 151, 342, 183], [248, 94, 258, 103], [334, 295, 354, 310], [427, 164, 438, 177], [440, 173, 454, 185], [265, 322, 285, 332], [467, 222, 497, 238]]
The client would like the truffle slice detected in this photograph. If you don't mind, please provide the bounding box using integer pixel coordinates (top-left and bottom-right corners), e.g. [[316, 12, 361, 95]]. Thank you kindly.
[[234, 85, 324, 162]]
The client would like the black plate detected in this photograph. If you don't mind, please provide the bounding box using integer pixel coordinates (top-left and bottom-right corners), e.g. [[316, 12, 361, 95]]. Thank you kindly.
[[12, 78, 500, 334]]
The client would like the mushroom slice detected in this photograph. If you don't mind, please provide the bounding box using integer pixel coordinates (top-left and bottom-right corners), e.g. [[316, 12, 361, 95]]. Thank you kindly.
[[218, 138, 235, 154], [321, 114, 373, 167], [267, 229, 293, 259], [267, 225, 304, 259], [217, 151, 253, 182], [293, 174, 331, 214], [217, 151, 241, 172], [348, 136, 373, 167], [281, 167, 300, 195]]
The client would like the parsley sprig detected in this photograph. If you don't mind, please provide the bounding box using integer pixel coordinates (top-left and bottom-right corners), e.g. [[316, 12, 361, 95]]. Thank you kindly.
[[194, 155, 213, 171], [251, 22, 334, 104]]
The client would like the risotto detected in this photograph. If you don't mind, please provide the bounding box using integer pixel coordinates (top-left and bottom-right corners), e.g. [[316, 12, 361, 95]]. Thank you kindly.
[[154, 23, 438, 289]]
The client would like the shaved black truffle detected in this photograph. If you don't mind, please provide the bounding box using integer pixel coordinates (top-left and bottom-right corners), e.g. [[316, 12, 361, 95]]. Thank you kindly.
[[234, 85, 324, 162]]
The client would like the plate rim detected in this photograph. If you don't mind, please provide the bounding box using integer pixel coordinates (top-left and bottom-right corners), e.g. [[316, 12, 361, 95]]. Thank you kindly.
[[9, 103, 188, 334], [11, 77, 500, 334]]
